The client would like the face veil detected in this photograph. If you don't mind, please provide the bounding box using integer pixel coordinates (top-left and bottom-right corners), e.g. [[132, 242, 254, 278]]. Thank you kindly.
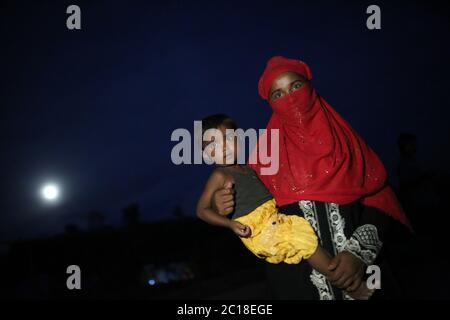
[[248, 56, 412, 230]]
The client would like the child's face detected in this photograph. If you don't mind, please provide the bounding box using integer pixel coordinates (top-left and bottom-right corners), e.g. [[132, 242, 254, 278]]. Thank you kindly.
[[202, 125, 238, 165]]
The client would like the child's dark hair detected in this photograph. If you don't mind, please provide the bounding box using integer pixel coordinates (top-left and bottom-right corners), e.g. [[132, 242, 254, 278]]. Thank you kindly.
[[201, 114, 237, 135]]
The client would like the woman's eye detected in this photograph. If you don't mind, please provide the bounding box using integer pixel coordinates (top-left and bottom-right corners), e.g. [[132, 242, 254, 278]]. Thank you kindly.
[[292, 81, 304, 90]]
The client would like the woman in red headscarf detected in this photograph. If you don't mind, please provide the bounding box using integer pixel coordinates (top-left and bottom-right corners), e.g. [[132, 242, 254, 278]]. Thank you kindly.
[[212, 56, 412, 300]]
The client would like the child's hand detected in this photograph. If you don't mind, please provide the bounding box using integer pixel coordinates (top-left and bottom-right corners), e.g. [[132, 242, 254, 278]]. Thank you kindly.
[[229, 220, 252, 238]]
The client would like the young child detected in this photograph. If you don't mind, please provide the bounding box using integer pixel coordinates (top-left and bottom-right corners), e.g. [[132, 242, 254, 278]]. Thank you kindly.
[[196, 114, 374, 300]]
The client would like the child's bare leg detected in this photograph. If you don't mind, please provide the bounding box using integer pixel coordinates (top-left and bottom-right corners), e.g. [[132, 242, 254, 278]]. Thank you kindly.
[[307, 246, 334, 277], [307, 246, 374, 300]]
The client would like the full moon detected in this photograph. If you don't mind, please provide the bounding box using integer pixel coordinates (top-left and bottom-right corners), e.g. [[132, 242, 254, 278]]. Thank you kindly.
[[41, 184, 60, 201]]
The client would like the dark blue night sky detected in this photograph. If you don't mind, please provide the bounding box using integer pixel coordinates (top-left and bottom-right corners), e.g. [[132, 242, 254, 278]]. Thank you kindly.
[[1, 0, 449, 241]]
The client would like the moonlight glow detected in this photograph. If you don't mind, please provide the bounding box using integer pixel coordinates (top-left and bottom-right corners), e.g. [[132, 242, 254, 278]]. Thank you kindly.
[[41, 184, 60, 201]]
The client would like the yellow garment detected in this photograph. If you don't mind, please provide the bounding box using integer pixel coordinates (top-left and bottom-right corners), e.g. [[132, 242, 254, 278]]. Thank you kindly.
[[233, 199, 318, 264]]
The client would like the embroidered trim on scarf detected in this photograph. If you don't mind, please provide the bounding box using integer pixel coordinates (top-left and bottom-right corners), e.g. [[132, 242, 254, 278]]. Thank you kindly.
[[325, 203, 355, 300], [310, 269, 335, 300], [326, 203, 347, 255], [344, 224, 382, 265], [299, 200, 335, 300]]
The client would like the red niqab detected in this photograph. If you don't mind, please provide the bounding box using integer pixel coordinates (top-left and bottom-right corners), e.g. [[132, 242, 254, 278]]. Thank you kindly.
[[249, 56, 412, 230]]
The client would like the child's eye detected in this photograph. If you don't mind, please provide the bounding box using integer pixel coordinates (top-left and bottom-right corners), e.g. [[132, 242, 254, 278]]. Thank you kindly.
[[205, 142, 216, 152], [226, 134, 235, 142]]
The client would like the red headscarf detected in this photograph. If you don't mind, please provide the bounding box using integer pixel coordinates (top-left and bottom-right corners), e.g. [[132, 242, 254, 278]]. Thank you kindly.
[[248, 56, 412, 230]]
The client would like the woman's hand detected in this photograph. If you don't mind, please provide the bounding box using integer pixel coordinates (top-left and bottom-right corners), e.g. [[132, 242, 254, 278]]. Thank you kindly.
[[326, 251, 365, 290], [228, 220, 252, 238], [211, 181, 235, 216]]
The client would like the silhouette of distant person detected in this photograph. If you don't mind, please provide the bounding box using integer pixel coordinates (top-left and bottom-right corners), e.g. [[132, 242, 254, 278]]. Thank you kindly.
[[397, 133, 422, 190], [397, 133, 440, 234]]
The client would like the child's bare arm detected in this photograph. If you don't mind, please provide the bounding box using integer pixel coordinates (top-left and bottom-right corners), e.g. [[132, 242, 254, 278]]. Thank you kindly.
[[196, 169, 233, 228], [196, 170, 251, 237]]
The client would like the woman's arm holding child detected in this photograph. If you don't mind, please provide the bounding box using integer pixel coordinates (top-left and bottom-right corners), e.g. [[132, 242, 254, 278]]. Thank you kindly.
[[196, 169, 251, 238]]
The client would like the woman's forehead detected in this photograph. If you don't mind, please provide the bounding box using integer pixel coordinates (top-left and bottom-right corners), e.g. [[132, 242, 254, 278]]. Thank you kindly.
[[274, 71, 303, 83], [271, 72, 304, 90]]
